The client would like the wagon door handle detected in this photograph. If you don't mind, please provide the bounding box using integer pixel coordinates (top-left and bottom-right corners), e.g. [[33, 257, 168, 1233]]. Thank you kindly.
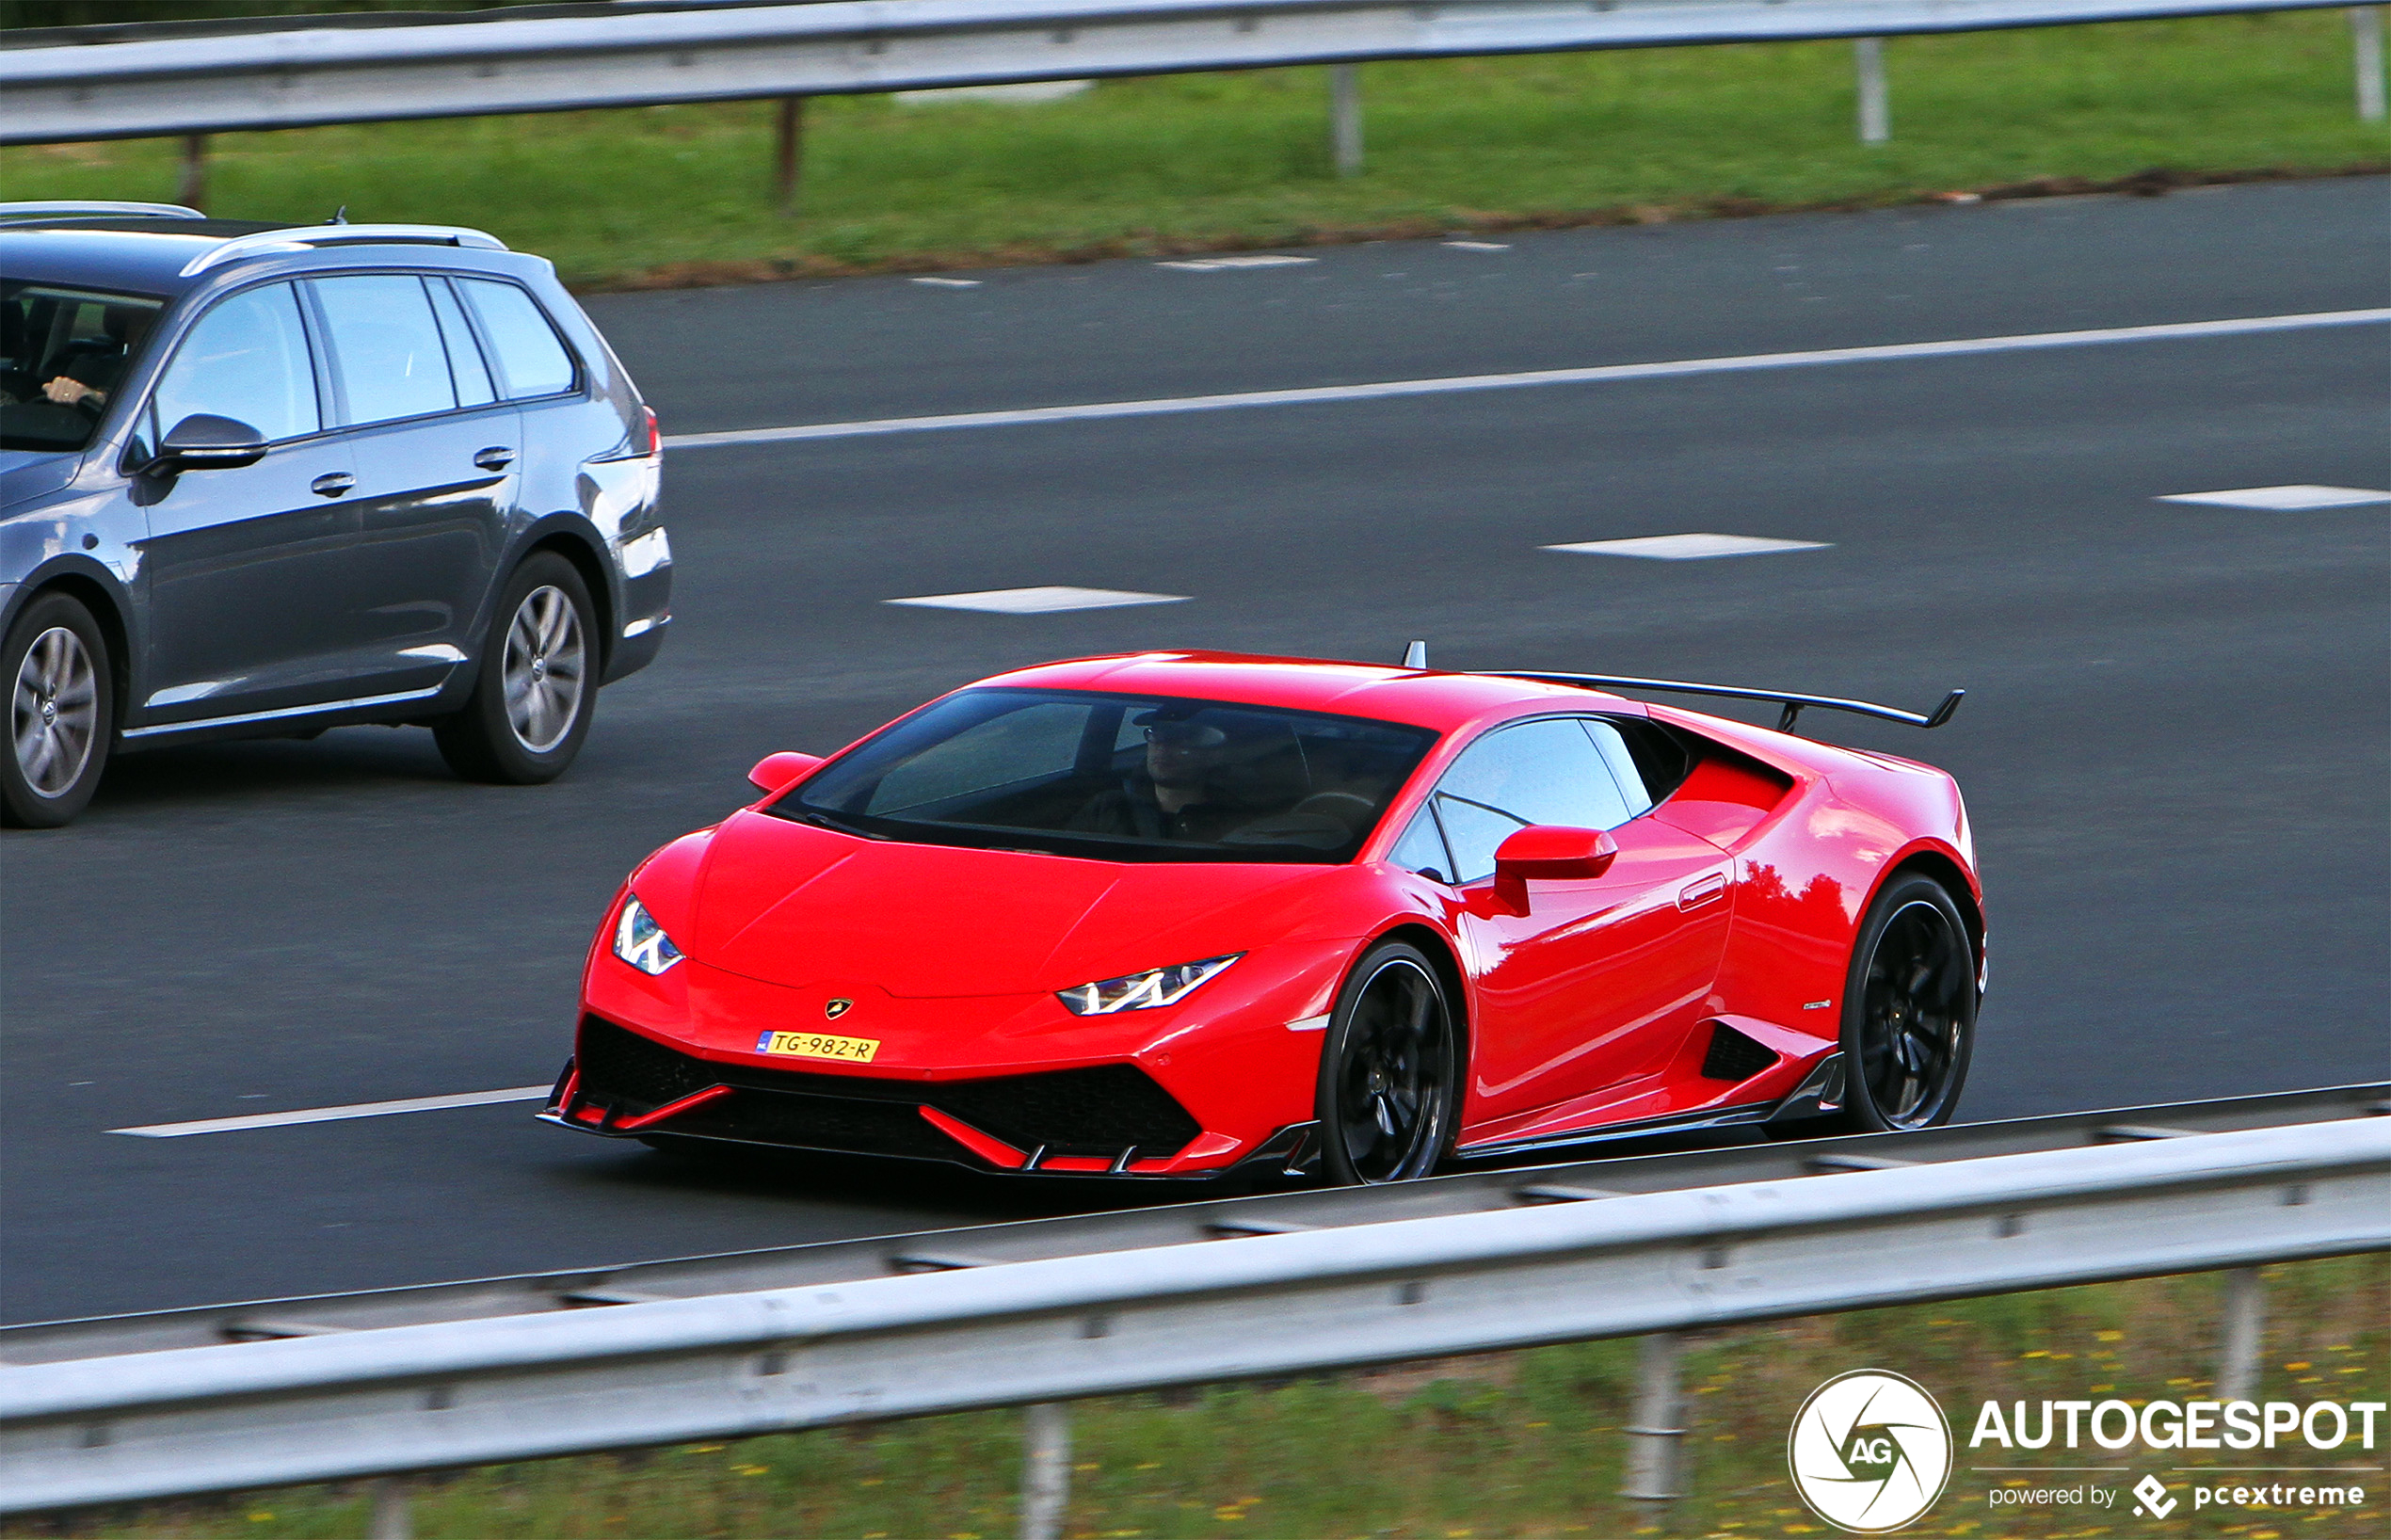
[[473, 446, 516, 471], [309, 472, 354, 498], [1677, 872, 1728, 911]]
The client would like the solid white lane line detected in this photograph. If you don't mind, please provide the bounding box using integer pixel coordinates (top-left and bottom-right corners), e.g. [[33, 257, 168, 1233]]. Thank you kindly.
[[2158, 484, 2391, 509], [112, 1085, 551, 1138], [663, 308, 2391, 451]]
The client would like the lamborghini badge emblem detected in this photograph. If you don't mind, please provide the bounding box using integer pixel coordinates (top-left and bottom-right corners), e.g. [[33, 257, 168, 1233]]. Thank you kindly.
[[825, 998, 853, 1020]]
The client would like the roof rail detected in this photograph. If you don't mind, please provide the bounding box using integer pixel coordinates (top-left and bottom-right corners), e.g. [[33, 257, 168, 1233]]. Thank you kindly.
[[0, 201, 206, 224], [1480, 671, 1965, 735], [180, 223, 507, 278]]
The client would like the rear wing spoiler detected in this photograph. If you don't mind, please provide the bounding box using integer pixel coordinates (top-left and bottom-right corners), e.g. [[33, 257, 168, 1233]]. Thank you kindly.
[[1479, 672, 1965, 735]]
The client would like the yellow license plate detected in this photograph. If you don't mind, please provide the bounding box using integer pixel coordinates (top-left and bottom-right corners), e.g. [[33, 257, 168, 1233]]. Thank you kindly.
[[755, 1030, 880, 1064]]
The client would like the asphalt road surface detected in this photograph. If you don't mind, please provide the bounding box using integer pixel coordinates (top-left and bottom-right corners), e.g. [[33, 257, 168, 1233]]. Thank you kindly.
[[5, 177, 2384, 1325]]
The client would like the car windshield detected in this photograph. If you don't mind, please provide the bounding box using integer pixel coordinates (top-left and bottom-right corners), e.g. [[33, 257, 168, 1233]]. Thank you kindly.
[[1, 281, 166, 454], [777, 687, 1439, 864]]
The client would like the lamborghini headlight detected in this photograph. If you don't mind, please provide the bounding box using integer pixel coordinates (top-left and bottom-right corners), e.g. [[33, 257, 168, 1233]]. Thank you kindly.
[[612, 893, 684, 976], [1057, 954, 1241, 1016]]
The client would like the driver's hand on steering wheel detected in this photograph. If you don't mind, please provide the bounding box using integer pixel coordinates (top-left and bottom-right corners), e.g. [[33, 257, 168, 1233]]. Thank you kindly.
[[40, 377, 102, 408]]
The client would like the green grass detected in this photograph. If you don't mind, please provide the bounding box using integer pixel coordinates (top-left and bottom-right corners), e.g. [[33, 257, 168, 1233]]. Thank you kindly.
[[24, 1257, 2386, 1539], [3, 14, 2383, 288]]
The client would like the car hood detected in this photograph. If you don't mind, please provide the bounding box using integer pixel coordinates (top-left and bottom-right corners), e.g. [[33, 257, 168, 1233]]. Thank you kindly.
[[686, 810, 1334, 997], [0, 449, 78, 511]]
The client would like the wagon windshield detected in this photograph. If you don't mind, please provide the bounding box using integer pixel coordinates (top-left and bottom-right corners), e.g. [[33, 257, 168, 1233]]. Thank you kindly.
[[776, 688, 1438, 864], [1, 281, 165, 454]]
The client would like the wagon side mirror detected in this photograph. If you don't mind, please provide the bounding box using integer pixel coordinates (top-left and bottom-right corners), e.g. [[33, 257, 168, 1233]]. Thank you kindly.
[[747, 750, 823, 794], [1493, 826, 1618, 910], [149, 413, 266, 473]]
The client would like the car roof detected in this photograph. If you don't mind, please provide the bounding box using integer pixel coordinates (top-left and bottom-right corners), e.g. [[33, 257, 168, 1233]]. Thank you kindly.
[[0, 218, 294, 297], [972, 651, 1635, 733]]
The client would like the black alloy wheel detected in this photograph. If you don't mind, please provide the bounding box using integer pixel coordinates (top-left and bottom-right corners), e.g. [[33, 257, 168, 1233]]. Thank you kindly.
[[2, 591, 114, 829], [435, 552, 599, 785], [1316, 940, 1458, 1184], [1841, 874, 1977, 1131]]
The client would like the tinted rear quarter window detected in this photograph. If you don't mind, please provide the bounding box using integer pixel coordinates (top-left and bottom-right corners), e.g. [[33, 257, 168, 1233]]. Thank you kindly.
[[457, 279, 576, 398]]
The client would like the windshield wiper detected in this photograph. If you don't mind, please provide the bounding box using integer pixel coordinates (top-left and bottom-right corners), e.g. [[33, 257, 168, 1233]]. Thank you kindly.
[[784, 807, 887, 841]]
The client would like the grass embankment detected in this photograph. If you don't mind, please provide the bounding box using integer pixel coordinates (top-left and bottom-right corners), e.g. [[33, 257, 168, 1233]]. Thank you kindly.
[[24, 1256, 2386, 1539], [3, 14, 2384, 289]]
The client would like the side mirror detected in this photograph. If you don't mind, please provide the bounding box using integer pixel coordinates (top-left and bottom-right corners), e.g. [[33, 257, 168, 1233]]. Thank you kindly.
[[150, 413, 266, 473], [748, 750, 823, 794], [1495, 825, 1619, 881]]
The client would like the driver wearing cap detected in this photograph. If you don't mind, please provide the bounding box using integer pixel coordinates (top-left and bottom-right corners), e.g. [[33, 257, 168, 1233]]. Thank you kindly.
[[1070, 712, 1247, 842]]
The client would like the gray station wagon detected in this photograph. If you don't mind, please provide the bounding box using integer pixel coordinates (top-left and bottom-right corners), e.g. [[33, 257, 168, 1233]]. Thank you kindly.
[[0, 203, 670, 827]]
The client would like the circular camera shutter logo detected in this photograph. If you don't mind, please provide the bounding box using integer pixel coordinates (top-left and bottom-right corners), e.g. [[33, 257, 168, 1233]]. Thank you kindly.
[[1787, 1370, 1952, 1533]]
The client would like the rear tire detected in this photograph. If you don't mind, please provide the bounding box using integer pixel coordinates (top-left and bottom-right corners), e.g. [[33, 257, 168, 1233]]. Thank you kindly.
[[1837, 874, 1977, 1131], [3, 593, 113, 829], [435, 553, 598, 785], [1315, 940, 1459, 1185]]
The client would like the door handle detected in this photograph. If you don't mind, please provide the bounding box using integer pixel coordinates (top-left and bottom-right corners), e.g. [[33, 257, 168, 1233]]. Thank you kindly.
[[1677, 872, 1728, 911], [310, 472, 355, 498], [473, 446, 517, 471]]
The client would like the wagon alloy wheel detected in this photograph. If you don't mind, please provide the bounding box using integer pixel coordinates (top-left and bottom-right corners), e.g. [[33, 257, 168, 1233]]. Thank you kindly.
[[1318, 944, 1456, 1184], [502, 585, 586, 754], [13, 627, 97, 796], [1, 594, 115, 829], [1843, 876, 1978, 1131], [434, 553, 600, 785]]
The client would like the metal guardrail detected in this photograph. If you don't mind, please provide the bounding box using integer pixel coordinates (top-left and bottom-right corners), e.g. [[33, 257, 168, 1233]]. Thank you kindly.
[[0, 0, 2371, 145], [4, 1088, 2386, 1516]]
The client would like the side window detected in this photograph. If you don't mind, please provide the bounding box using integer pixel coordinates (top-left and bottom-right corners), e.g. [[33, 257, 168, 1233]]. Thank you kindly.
[[150, 282, 319, 443], [1387, 808, 1453, 885], [425, 278, 496, 408], [1582, 719, 1654, 818], [1431, 717, 1634, 884], [456, 279, 576, 399], [312, 275, 456, 426]]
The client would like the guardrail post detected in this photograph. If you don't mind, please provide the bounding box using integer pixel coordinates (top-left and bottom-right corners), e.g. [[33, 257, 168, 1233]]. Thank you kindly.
[[1854, 39, 1890, 143], [2217, 1266, 2266, 1402], [1329, 62, 1363, 176], [366, 1476, 411, 1540], [1620, 1331, 1687, 1509], [774, 96, 807, 214], [176, 134, 207, 212], [1019, 1402, 1071, 1540], [2355, 8, 2387, 122]]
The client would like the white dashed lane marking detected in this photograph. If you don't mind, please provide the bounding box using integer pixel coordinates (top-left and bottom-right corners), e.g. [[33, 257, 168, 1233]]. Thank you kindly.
[[910, 276, 982, 288], [1156, 255, 1317, 270], [1443, 240, 1511, 251], [113, 1086, 551, 1138], [2157, 484, 2391, 510], [665, 309, 2391, 451], [885, 586, 1191, 615], [1544, 534, 1832, 560]]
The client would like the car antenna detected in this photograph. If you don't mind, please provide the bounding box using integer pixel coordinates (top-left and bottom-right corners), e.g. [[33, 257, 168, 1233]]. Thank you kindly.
[[326, 206, 348, 225], [1402, 640, 1427, 669]]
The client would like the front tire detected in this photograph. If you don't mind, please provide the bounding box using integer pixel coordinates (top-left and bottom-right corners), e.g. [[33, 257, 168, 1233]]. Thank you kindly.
[[1838, 874, 1977, 1131], [435, 553, 598, 785], [3, 593, 113, 829], [1315, 940, 1459, 1184]]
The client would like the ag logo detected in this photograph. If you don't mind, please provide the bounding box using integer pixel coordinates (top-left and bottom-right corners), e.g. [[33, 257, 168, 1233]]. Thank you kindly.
[[1788, 1370, 1952, 1532], [824, 998, 854, 1020]]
